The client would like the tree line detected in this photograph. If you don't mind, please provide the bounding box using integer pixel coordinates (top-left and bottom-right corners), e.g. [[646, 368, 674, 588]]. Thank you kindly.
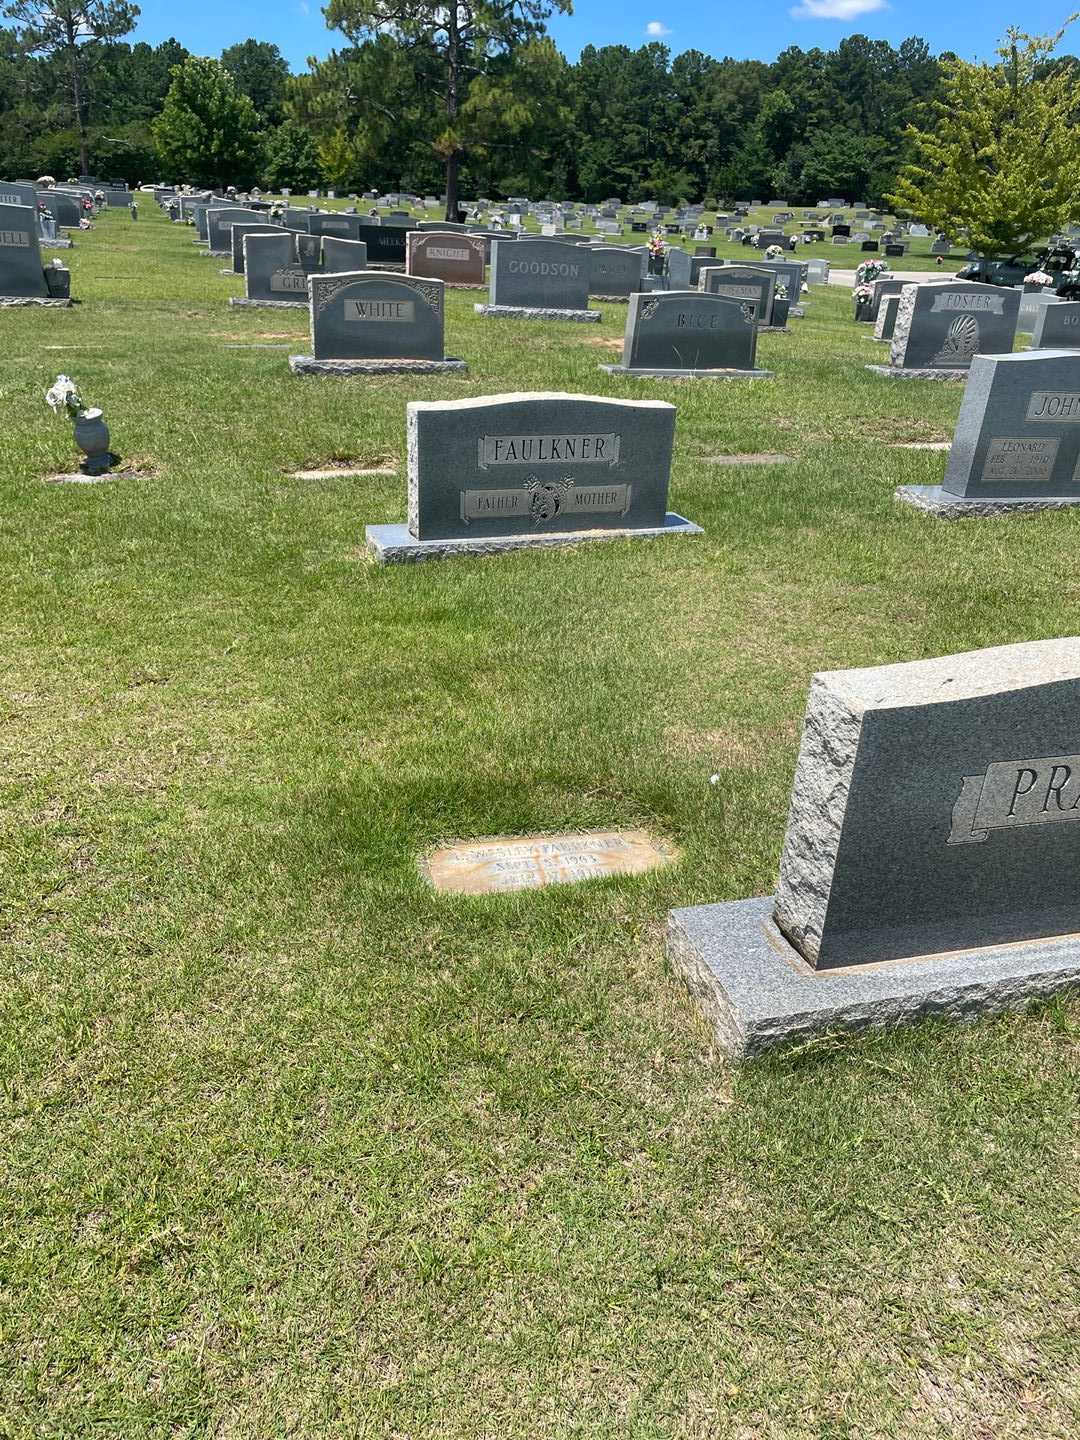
[[0, 1, 1077, 220]]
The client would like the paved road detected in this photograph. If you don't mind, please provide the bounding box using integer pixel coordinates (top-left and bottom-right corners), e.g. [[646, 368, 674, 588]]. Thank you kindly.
[[827, 268, 958, 287]]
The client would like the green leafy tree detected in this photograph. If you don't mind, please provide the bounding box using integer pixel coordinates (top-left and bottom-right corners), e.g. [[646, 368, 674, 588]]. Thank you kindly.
[[221, 38, 290, 126], [2, 0, 140, 174], [152, 56, 262, 188], [323, 0, 572, 219], [263, 118, 323, 191], [889, 19, 1080, 255]]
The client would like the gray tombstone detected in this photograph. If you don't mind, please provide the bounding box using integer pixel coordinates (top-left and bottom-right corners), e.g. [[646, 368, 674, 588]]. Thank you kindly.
[[479, 237, 597, 321], [240, 232, 309, 305], [1032, 301, 1080, 350], [601, 290, 771, 378], [206, 206, 264, 252], [291, 271, 465, 374], [896, 350, 1080, 515], [230, 222, 281, 274], [665, 248, 691, 287], [870, 282, 1021, 379], [869, 276, 907, 321], [668, 637, 1080, 1060], [1020, 289, 1065, 336], [365, 391, 701, 561], [0, 181, 37, 208], [0, 201, 49, 298], [307, 212, 364, 240], [874, 294, 902, 341], [321, 237, 368, 273], [586, 245, 646, 299], [407, 230, 486, 285], [700, 264, 776, 327]]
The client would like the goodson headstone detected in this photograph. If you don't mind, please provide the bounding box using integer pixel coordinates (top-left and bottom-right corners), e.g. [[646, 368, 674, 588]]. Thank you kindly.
[[667, 637, 1080, 1060], [601, 290, 771, 378], [478, 237, 598, 321], [896, 350, 1080, 515], [366, 391, 701, 561], [290, 271, 465, 375], [407, 229, 486, 286], [869, 281, 1021, 379]]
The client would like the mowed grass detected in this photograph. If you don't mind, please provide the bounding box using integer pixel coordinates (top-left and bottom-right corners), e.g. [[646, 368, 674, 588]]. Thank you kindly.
[[1, 208, 1078, 1440]]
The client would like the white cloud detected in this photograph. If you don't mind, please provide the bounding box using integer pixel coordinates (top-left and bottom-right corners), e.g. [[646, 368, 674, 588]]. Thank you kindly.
[[645, 20, 672, 36], [790, 0, 886, 18]]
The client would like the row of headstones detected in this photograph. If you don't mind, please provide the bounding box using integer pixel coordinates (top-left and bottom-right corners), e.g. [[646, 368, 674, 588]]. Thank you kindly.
[[0, 200, 72, 301]]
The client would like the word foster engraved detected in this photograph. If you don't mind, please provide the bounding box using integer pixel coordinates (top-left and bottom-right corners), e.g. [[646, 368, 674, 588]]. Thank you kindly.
[[949, 754, 1080, 843]]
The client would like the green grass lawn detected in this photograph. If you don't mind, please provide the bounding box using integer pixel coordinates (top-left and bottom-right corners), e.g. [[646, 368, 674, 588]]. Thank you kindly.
[[2, 207, 1078, 1439]]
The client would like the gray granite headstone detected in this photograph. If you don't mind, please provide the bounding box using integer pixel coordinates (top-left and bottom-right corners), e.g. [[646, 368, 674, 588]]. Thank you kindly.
[[206, 206, 263, 253], [406, 392, 678, 541], [0, 201, 47, 297], [700, 264, 775, 326], [307, 212, 364, 240], [774, 638, 1080, 967], [243, 231, 308, 301], [230, 222, 281, 274], [352, 222, 409, 265], [1031, 301, 1080, 351], [489, 237, 591, 309], [308, 271, 446, 360], [585, 245, 646, 299], [869, 276, 906, 321], [0, 181, 36, 208], [883, 282, 1020, 375], [321, 237, 368, 273], [874, 294, 901, 341], [407, 230, 486, 285], [665, 248, 691, 287], [896, 350, 1080, 513], [608, 290, 765, 375]]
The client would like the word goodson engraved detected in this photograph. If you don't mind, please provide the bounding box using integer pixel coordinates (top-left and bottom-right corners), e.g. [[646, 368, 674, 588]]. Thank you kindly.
[[476, 432, 620, 468], [1027, 391, 1080, 422], [950, 753, 1080, 843]]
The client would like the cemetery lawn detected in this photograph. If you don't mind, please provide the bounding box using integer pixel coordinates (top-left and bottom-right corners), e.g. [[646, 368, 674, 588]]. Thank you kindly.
[[3, 208, 1080, 1440]]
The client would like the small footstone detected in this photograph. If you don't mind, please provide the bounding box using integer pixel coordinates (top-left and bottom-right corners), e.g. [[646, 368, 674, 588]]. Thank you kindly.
[[474, 303, 602, 324], [423, 829, 677, 895], [703, 453, 793, 466], [288, 466, 395, 480], [891, 441, 951, 450]]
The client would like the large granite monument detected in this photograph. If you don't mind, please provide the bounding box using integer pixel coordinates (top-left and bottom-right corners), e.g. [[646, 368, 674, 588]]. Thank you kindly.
[[290, 271, 465, 375], [668, 637, 1080, 1060], [366, 392, 701, 562], [867, 281, 1021, 380], [475, 238, 599, 322], [600, 290, 772, 379]]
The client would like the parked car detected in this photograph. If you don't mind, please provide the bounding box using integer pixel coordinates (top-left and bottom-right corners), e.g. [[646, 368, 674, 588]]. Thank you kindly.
[[956, 245, 1080, 298]]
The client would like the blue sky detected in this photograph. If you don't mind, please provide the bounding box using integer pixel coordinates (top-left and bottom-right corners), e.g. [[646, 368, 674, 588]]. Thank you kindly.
[[125, 0, 1079, 72]]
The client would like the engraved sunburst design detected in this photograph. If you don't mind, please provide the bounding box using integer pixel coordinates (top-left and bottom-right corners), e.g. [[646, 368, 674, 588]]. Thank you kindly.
[[933, 314, 979, 364]]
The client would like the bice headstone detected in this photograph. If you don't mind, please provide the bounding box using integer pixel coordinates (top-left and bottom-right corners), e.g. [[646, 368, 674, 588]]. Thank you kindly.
[[407, 229, 486, 286], [700, 264, 776, 328], [1031, 301, 1080, 351], [290, 271, 466, 375], [366, 391, 700, 562], [477, 237, 598, 322], [896, 350, 1080, 515], [869, 281, 1020, 380], [667, 637, 1080, 1060], [600, 290, 772, 379]]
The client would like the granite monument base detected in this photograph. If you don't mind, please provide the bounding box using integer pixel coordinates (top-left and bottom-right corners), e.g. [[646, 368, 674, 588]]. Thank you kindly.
[[474, 303, 601, 323], [894, 485, 1080, 518], [366, 513, 702, 564], [290, 355, 468, 376], [667, 895, 1080, 1063], [865, 363, 968, 381], [229, 297, 307, 310], [599, 363, 774, 381]]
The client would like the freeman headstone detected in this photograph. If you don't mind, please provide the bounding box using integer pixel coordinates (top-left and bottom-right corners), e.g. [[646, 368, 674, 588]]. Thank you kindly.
[[700, 264, 777, 327]]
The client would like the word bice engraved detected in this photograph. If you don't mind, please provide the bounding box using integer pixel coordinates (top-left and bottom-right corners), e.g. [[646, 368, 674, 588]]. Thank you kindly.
[[949, 754, 1080, 844], [476, 432, 620, 468]]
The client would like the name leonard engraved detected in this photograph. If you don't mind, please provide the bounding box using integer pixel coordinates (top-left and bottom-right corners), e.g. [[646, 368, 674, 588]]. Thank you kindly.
[[949, 753, 1080, 844], [476, 432, 620, 469]]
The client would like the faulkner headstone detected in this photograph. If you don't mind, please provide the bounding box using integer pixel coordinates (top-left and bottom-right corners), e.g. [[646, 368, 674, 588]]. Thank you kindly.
[[290, 271, 465, 375], [366, 391, 701, 562], [868, 281, 1020, 380], [667, 636, 1080, 1061], [476, 237, 598, 322], [896, 350, 1080, 515], [600, 290, 772, 379]]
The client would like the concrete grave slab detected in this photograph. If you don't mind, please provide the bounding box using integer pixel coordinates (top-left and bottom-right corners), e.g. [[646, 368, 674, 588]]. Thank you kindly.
[[423, 829, 677, 894]]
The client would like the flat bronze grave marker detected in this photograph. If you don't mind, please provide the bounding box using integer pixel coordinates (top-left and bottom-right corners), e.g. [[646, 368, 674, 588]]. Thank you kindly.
[[424, 829, 677, 895]]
